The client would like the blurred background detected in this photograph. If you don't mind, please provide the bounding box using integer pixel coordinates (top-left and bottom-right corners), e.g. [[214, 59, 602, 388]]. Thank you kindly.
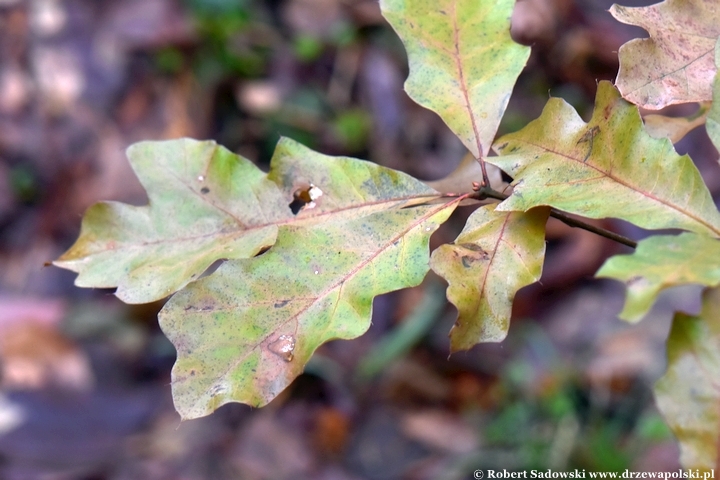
[[1, 0, 719, 478]]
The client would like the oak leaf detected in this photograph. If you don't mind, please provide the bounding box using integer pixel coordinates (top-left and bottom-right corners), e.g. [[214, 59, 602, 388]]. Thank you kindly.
[[491, 81, 720, 237], [54, 138, 443, 303], [611, 0, 720, 109], [655, 286, 720, 470], [54, 139, 289, 303], [597, 232, 720, 322], [160, 201, 459, 419], [381, 0, 529, 158], [430, 205, 548, 351]]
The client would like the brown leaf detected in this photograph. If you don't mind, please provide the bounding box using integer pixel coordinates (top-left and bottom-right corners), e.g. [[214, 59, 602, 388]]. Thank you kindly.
[[611, 0, 720, 109]]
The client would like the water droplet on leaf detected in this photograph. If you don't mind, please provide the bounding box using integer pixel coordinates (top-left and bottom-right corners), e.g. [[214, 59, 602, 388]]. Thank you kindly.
[[268, 334, 296, 362]]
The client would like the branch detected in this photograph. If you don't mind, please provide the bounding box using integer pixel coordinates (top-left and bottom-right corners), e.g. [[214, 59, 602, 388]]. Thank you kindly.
[[467, 186, 637, 249]]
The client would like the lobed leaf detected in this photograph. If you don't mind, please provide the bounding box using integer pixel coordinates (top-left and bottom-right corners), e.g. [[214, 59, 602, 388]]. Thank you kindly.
[[611, 0, 720, 109], [655, 286, 720, 470], [597, 232, 720, 322], [380, 0, 530, 158], [54, 138, 443, 304], [491, 81, 720, 237], [160, 200, 459, 419], [54, 139, 289, 304], [430, 205, 548, 351]]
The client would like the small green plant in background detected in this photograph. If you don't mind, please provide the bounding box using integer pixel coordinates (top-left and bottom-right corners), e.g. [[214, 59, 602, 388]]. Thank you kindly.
[[54, 0, 720, 470]]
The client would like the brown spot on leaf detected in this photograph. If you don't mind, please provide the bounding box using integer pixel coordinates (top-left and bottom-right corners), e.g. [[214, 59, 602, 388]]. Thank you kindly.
[[459, 243, 487, 253], [603, 104, 612, 119], [184, 300, 214, 312], [457, 243, 490, 268]]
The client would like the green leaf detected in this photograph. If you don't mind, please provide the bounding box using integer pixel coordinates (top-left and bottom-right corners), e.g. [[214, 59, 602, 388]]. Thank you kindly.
[[54, 138, 443, 303], [706, 38, 720, 152], [54, 139, 289, 304], [380, 0, 530, 157], [655, 285, 720, 470], [610, 0, 720, 109], [430, 205, 548, 351], [597, 232, 720, 322], [160, 200, 459, 419], [491, 81, 720, 237]]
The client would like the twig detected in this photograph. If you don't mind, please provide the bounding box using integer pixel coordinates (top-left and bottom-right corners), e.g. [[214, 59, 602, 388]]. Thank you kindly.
[[547, 208, 636, 248], [468, 186, 637, 249]]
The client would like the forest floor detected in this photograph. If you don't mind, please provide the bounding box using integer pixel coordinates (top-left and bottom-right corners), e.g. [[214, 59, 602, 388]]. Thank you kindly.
[[0, 0, 717, 478]]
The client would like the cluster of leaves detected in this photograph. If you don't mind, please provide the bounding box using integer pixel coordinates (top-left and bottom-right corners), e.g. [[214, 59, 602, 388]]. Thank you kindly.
[[54, 0, 720, 469]]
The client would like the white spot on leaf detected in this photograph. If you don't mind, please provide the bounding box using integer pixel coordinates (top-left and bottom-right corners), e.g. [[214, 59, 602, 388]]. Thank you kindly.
[[308, 185, 323, 201]]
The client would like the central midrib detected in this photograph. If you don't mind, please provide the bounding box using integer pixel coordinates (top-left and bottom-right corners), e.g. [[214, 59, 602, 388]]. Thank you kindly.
[[514, 139, 720, 236]]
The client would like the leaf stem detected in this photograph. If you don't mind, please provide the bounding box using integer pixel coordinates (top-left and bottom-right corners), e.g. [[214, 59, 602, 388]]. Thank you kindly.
[[470, 186, 637, 249], [477, 156, 491, 188]]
